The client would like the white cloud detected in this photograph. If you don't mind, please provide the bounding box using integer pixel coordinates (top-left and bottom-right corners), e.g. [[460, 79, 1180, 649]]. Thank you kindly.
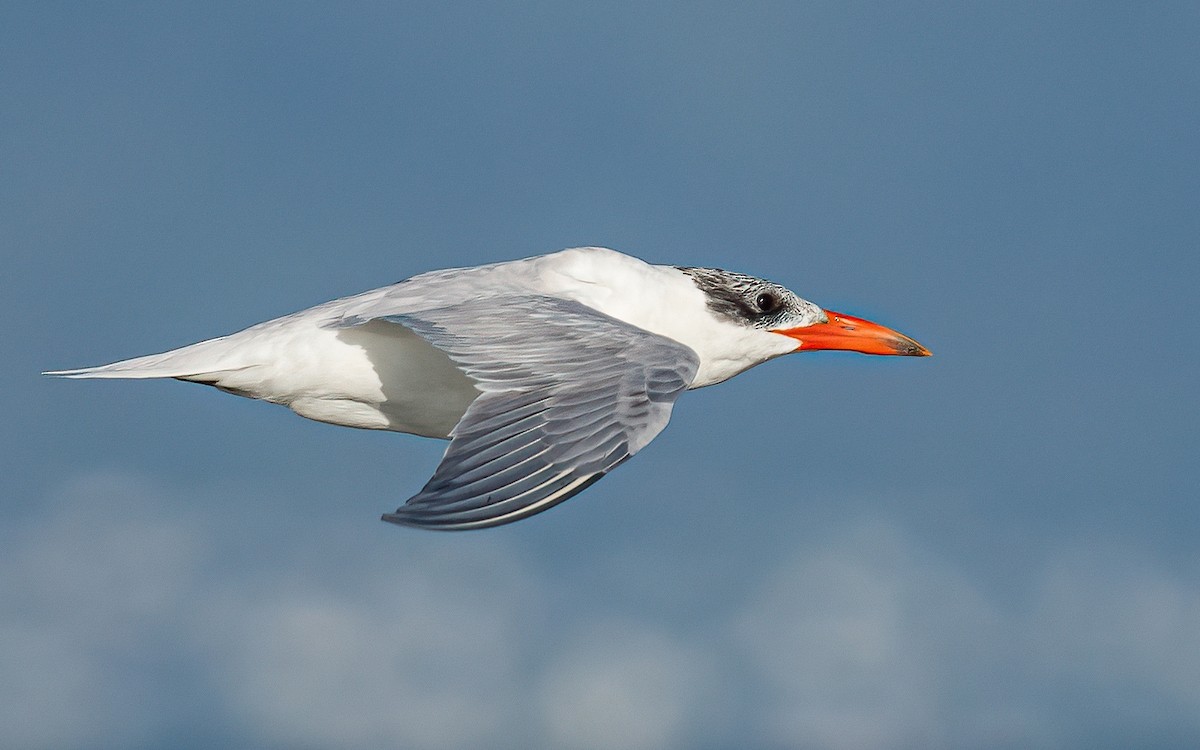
[[211, 542, 543, 749], [3, 471, 711, 749], [5, 476, 1200, 750], [732, 519, 1007, 749], [2, 471, 544, 749], [536, 620, 715, 750], [730, 520, 1200, 749], [0, 472, 209, 749], [1028, 545, 1200, 720]]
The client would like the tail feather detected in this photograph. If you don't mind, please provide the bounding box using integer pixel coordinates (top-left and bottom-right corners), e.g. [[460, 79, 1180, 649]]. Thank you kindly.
[[44, 337, 246, 380]]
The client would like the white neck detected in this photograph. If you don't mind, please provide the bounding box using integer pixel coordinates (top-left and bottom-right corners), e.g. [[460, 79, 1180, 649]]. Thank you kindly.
[[533, 248, 797, 388]]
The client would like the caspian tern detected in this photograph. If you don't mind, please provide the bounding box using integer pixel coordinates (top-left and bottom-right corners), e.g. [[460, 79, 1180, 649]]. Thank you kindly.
[[46, 247, 929, 530]]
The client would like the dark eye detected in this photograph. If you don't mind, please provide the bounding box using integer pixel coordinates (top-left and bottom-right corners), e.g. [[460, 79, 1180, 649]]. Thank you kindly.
[[755, 292, 779, 313]]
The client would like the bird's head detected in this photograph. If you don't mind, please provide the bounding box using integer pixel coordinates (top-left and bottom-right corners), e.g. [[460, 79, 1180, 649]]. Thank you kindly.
[[676, 265, 931, 360]]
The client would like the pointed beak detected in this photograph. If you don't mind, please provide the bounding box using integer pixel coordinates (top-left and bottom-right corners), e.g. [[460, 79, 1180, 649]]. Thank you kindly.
[[773, 311, 931, 357]]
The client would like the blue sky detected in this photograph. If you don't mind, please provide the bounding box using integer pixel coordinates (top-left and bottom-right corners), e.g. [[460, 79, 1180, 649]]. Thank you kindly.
[[4, 3, 1199, 748]]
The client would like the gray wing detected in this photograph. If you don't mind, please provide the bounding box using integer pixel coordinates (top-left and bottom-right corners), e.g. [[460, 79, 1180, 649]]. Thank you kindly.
[[370, 295, 700, 530]]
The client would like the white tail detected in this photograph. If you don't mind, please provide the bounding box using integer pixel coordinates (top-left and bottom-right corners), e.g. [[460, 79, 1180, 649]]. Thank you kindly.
[[44, 336, 247, 380]]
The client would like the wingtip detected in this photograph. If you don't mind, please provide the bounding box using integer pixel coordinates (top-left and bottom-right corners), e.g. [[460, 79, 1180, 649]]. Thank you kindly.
[[382, 471, 610, 532], [381, 510, 475, 531]]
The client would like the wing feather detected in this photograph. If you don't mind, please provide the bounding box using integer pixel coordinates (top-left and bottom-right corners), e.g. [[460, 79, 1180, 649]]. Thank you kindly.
[[368, 295, 700, 530]]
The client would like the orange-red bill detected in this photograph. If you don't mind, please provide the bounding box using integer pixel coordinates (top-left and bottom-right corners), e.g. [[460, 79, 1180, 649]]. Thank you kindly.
[[773, 310, 931, 356]]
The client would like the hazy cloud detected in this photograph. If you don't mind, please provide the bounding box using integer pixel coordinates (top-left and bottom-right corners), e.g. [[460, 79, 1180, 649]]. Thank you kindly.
[[732, 521, 1200, 749], [536, 620, 716, 750], [0, 473, 210, 749], [4, 475, 1200, 749]]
